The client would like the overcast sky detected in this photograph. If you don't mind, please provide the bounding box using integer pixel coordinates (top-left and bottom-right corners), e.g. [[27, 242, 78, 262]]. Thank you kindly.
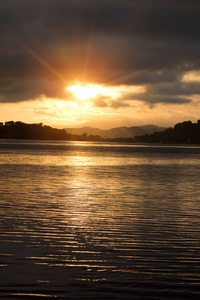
[[1, 0, 200, 128]]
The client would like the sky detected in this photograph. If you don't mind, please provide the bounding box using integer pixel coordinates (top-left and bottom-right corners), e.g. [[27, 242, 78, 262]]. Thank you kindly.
[[1, 0, 200, 129]]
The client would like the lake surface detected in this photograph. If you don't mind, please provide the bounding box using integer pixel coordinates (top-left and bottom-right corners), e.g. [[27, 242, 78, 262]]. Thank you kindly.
[[0, 140, 200, 299]]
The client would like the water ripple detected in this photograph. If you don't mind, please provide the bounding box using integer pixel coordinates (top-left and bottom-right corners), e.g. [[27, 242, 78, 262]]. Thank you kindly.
[[0, 141, 200, 299]]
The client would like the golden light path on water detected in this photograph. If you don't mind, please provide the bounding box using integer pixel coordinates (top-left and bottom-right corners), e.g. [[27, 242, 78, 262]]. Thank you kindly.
[[0, 141, 200, 299]]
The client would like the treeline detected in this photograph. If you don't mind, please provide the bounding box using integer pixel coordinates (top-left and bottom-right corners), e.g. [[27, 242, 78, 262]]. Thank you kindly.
[[134, 120, 200, 144], [0, 121, 67, 140], [1, 120, 200, 144], [0, 121, 106, 141]]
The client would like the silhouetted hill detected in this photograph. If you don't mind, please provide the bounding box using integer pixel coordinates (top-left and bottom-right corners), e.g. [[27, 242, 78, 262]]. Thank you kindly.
[[134, 120, 200, 144], [65, 125, 166, 139], [0, 121, 68, 140], [0, 121, 104, 141]]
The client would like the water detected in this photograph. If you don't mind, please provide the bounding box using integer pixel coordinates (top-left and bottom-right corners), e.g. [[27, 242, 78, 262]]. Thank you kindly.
[[0, 140, 200, 299]]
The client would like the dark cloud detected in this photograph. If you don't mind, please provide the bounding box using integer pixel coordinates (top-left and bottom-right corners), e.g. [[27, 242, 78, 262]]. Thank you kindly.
[[138, 94, 192, 105], [147, 81, 200, 97], [93, 95, 109, 108], [111, 89, 192, 106], [1, 0, 200, 104], [0, 78, 68, 103], [109, 100, 131, 109]]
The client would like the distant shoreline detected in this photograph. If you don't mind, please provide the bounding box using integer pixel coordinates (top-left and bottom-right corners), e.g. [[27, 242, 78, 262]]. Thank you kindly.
[[1, 120, 200, 144]]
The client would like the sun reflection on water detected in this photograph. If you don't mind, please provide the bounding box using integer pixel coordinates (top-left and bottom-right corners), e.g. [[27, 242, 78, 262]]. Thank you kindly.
[[1, 141, 200, 298]]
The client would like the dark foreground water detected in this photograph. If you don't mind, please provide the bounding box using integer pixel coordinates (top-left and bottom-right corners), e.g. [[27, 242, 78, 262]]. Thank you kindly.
[[0, 140, 200, 299]]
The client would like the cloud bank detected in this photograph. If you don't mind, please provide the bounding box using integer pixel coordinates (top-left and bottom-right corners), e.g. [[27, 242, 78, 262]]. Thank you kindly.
[[1, 0, 200, 107]]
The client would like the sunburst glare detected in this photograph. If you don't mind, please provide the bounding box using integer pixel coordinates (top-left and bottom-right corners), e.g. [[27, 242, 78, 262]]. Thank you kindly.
[[67, 82, 108, 100]]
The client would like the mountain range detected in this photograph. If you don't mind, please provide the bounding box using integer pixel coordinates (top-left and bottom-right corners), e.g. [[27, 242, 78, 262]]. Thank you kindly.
[[65, 125, 166, 139]]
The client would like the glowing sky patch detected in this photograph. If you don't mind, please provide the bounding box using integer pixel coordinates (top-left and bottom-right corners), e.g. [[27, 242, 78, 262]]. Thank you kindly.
[[67, 83, 105, 100], [182, 71, 200, 82], [66, 82, 145, 102]]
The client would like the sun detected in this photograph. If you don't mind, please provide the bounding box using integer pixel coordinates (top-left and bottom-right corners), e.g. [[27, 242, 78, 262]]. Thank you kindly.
[[66, 82, 145, 102], [66, 82, 107, 100]]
